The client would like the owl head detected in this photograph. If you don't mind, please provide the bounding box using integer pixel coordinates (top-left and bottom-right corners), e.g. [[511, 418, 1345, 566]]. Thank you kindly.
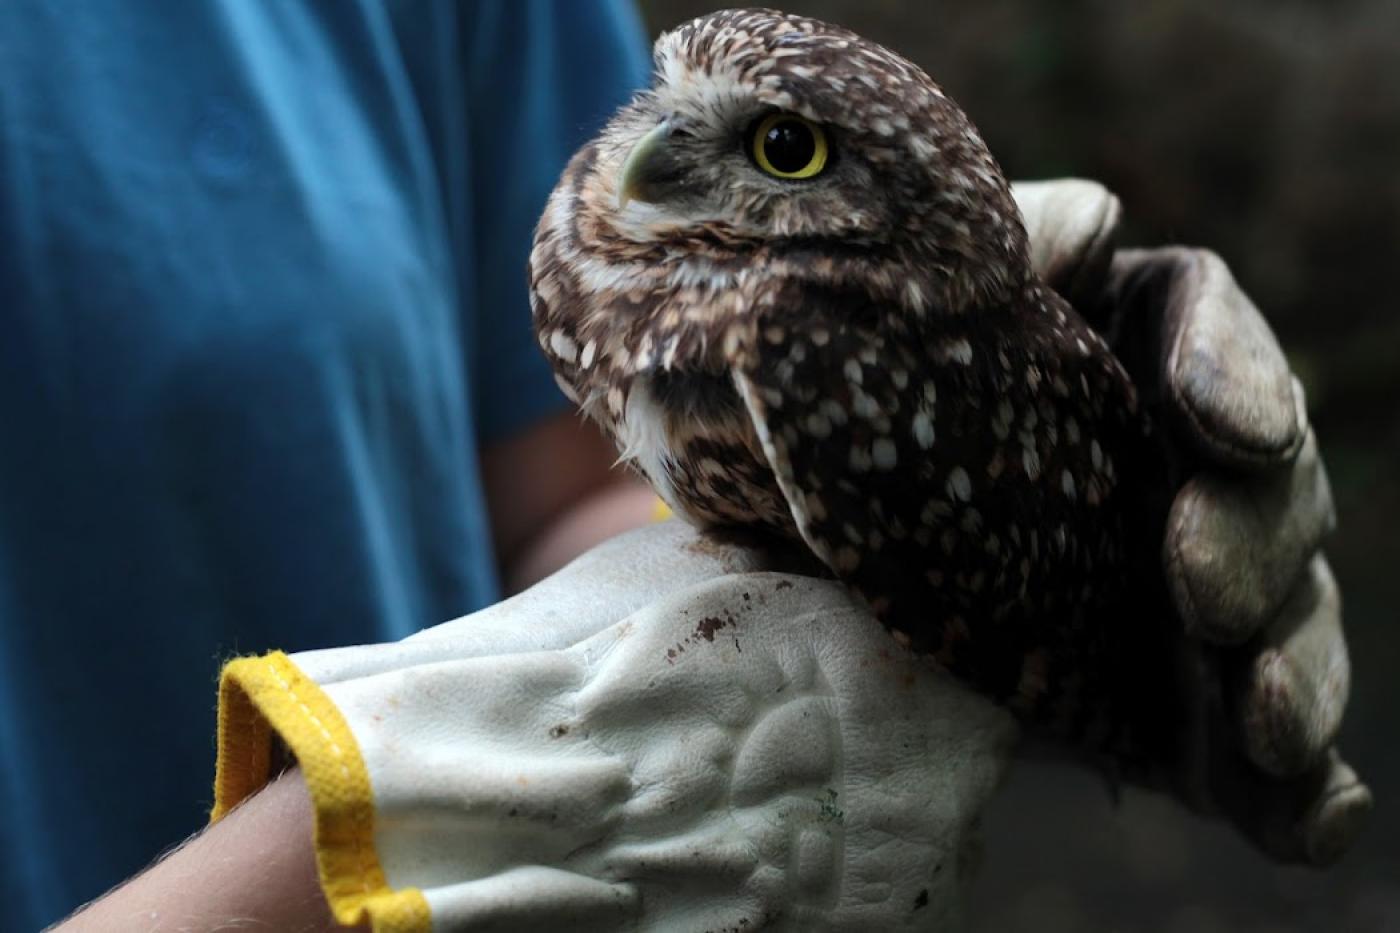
[[529, 8, 1038, 515], [591, 9, 1027, 300]]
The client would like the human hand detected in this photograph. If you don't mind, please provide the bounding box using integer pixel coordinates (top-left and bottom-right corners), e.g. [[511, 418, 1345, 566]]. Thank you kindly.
[[1013, 179, 1371, 866], [217, 521, 1018, 931]]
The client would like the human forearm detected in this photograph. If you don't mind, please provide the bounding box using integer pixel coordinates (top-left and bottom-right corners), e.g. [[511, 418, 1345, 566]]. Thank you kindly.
[[482, 411, 660, 594], [501, 477, 658, 593], [54, 770, 354, 933]]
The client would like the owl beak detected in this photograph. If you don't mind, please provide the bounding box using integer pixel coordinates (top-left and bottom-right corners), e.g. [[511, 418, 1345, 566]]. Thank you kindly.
[[618, 118, 687, 209]]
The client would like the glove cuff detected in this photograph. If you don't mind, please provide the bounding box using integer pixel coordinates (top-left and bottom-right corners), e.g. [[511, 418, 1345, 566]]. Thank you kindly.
[[213, 651, 432, 933]]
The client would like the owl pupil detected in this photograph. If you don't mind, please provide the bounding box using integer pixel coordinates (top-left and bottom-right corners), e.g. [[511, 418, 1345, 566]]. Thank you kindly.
[[764, 121, 816, 174]]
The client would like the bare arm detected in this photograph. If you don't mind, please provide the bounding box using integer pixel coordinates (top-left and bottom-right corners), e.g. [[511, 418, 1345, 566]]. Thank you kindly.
[[481, 411, 658, 593], [53, 771, 354, 933]]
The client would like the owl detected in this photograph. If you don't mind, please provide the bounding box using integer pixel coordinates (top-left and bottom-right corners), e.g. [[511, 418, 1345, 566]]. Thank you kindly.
[[530, 9, 1171, 763]]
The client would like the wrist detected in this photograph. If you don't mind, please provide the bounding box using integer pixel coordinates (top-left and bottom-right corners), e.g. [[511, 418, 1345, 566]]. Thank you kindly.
[[56, 770, 352, 933]]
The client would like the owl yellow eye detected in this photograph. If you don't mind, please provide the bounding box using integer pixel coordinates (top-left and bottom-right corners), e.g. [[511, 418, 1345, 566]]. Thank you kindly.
[[750, 113, 828, 180]]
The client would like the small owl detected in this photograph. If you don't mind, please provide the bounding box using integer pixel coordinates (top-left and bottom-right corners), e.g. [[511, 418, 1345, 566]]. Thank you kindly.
[[531, 9, 1170, 762]]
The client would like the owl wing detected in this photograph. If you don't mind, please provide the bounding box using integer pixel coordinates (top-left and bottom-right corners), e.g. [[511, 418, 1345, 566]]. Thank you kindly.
[[731, 283, 1133, 706]]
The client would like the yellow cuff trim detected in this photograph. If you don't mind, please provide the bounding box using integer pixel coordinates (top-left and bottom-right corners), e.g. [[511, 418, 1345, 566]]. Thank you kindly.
[[213, 651, 431, 933]]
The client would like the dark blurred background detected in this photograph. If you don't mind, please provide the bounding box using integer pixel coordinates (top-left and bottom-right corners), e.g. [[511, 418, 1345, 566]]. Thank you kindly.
[[636, 2, 1399, 930]]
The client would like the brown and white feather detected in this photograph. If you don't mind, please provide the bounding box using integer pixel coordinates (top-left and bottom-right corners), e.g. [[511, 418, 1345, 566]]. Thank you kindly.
[[530, 8, 1170, 760]]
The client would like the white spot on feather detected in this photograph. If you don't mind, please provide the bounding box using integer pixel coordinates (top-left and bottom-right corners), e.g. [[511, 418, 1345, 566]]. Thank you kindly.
[[912, 411, 935, 449], [617, 383, 677, 508], [946, 467, 972, 501], [872, 438, 898, 470], [549, 330, 578, 363], [821, 399, 848, 426], [852, 390, 881, 420], [1061, 469, 1076, 499], [1023, 447, 1042, 481], [940, 338, 973, 365]]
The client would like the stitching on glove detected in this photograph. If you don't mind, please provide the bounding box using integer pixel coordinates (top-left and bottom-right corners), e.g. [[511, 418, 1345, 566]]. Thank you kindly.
[[264, 663, 375, 894]]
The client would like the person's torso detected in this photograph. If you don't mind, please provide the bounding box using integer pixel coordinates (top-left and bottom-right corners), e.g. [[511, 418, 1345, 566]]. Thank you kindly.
[[0, 2, 498, 924]]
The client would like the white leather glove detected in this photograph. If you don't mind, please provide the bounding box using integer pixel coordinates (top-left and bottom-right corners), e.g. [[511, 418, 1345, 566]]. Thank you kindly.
[[212, 521, 1017, 932]]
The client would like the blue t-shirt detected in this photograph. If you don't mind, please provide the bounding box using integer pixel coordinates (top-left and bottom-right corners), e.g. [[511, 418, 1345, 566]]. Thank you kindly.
[[0, 1, 649, 926]]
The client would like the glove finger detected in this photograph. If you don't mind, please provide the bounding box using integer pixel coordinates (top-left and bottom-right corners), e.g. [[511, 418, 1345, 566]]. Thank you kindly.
[[1164, 428, 1335, 643], [1110, 247, 1304, 468], [1221, 748, 1372, 867], [1234, 555, 1350, 777], [1158, 646, 1369, 867], [1010, 178, 1122, 311]]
